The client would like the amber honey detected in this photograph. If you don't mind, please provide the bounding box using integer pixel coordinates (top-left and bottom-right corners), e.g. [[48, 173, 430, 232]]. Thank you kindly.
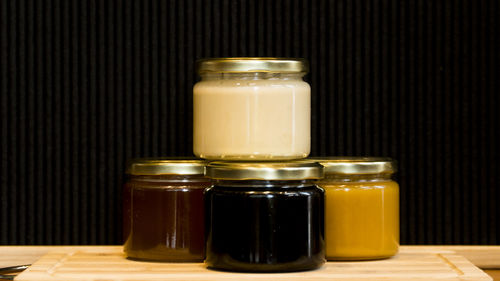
[[315, 158, 399, 260]]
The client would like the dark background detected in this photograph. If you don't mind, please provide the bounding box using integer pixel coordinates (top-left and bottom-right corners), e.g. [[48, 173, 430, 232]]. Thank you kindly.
[[1, 0, 499, 245]]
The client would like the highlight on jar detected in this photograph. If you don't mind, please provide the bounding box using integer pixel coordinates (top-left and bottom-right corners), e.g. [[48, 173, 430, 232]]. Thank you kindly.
[[193, 57, 311, 160], [314, 157, 400, 261]]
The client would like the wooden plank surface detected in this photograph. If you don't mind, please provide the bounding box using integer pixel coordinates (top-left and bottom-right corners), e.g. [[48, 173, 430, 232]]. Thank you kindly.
[[0, 246, 114, 268], [12, 246, 492, 281], [411, 246, 500, 269], [2, 246, 498, 269], [486, 271, 500, 281]]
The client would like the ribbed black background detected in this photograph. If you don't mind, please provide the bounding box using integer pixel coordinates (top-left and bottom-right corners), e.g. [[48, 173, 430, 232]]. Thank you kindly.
[[1, 0, 499, 245]]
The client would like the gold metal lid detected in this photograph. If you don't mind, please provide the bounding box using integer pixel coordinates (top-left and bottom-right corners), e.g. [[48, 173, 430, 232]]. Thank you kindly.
[[126, 158, 206, 175], [196, 57, 309, 74], [206, 161, 323, 180], [312, 157, 397, 175]]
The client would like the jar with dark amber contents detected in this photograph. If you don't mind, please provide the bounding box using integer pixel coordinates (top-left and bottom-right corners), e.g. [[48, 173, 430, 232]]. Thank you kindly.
[[123, 159, 211, 262], [204, 161, 325, 272]]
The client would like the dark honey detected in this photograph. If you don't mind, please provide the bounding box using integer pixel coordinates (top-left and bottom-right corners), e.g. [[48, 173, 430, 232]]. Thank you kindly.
[[204, 178, 325, 272], [123, 160, 210, 262]]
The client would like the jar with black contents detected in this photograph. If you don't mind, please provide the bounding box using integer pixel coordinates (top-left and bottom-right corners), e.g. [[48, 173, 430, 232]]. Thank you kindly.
[[204, 161, 325, 272], [123, 159, 211, 262]]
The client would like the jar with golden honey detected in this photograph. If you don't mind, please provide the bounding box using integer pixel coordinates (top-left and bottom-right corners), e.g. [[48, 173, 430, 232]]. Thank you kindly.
[[315, 157, 399, 260]]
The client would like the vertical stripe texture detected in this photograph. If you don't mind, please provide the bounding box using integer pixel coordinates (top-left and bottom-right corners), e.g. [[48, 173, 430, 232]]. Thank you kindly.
[[0, 0, 499, 245]]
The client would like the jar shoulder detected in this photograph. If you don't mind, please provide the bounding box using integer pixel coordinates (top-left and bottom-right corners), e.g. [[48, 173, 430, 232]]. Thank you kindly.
[[317, 180, 399, 190], [125, 181, 211, 190], [205, 184, 324, 196], [194, 79, 310, 89]]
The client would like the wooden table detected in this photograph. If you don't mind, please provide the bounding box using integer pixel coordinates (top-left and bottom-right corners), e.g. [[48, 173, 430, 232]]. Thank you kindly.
[[0, 246, 499, 280]]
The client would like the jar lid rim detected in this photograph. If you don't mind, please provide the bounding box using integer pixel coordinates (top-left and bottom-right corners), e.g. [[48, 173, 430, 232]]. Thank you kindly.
[[126, 158, 207, 175], [206, 160, 323, 180], [196, 57, 309, 74], [310, 157, 397, 174]]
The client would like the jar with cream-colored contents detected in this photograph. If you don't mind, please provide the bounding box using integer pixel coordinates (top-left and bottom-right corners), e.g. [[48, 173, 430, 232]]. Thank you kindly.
[[193, 58, 310, 160], [315, 158, 399, 260]]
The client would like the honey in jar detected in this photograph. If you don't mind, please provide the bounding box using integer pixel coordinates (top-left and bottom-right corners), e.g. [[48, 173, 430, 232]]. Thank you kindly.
[[204, 161, 325, 272], [316, 157, 399, 260], [123, 159, 211, 262], [193, 58, 311, 160]]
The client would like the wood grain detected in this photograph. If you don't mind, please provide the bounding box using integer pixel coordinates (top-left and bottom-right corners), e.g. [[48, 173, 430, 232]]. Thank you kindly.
[[13, 246, 492, 281], [408, 246, 500, 269]]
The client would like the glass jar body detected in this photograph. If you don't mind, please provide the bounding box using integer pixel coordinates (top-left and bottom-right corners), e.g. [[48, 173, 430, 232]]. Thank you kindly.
[[317, 174, 399, 260], [123, 174, 211, 262], [205, 180, 325, 272], [193, 72, 311, 160]]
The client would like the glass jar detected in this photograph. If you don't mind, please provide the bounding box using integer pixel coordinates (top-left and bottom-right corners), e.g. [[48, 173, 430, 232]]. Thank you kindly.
[[193, 58, 310, 160], [123, 159, 211, 262], [204, 161, 325, 272], [315, 157, 399, 260]]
